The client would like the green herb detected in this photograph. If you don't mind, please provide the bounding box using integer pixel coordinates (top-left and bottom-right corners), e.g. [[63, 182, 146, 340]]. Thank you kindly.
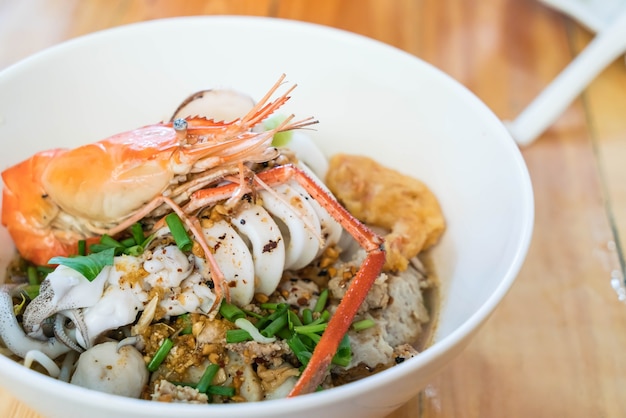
[[167, 379, 235, 398], [206, 385, 235, 397], [77, 240, 87, 256], [99, 234, 126, 255], [332, 335, 352, 367], [261, 311, 288, 338], [276, 326, 292, 340], [26, 265, 51, 285], [294, 323, 327, 335], [130, 223, 145, 246], [319, 310, 330, 323], [264, 115, 293, 147], [219, 289, 353, 373], [313, 289, 329, 313], [225, 329, 253, 343], [287, 310, 303, 330], [88, 223, 154, 257], [27, 266, 39, 286], [21, 284, 40, 300], [352, 318, 376, 332], [36, 266, 54, 275], [255, 303, 288, 330], [147, 338, 174, 372], [120, 237, 136, 247], [287, 334, 313, 366], [219, 301, 246, 321], [48, 248, 115, 281], [178, 313, 193, 335], [196, 363, 220, 394], [303, 332, 321, 344], [243, 309, 264, 320], [88, 243, 111, 253], [165, 213, 192, 252], [301, 308, 313, 325], [123, 245, 144, 257]]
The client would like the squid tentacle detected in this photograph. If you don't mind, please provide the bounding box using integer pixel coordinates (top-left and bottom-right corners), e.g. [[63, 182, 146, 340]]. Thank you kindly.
[[0, 291, 71, 359]]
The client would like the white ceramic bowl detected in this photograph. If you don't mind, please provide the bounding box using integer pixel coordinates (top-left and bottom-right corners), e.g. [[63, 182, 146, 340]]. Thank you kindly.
[[0, 16, 533, 418]]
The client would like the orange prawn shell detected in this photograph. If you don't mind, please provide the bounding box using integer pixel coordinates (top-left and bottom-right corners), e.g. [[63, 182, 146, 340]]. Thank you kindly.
[[1, 149, 77, 265], [41, 125, 178, 222], [1, 124, 179, 266]]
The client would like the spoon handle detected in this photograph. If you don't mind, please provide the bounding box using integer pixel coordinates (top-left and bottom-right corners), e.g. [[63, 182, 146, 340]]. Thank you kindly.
[[507, 9, 626, 146]]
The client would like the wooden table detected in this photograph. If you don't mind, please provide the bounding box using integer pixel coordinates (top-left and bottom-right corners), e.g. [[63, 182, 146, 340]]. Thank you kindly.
[[1, 0, 625, 417]]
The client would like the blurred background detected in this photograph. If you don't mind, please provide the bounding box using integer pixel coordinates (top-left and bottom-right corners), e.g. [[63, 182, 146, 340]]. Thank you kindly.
[[0, 0, 625, 417]]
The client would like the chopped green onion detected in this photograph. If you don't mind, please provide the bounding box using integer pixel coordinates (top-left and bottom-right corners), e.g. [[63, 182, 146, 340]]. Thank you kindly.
[[332, 335, 352, 367], [301, 308, 313, 325], [27, 266, 39, 285], [219, 301, 246, 321], [206, 385, 236, 397], [226, 329, 253, 343], [242, 309, 264, 320], [88, 243, 112, 253], [178, 313, 193, 335], [302, 310, 330, 328], [276, 327, 292, 340], [352, 318, 376, 332], [120, 237, 136, 247], [297, 333, 316, 350], [168, 379, 235, 398], [261, 311, 288, 338], [313, 289, 329, 313], [255, 304, 288, 330], [123, 245, 144, 257], [287, 334, 313, 366], [196, 363, 220, 394], [165, 213, 193, 252], [130, 223, 145, 246], [319, 310, 330, 323], [99, 234, 126, 254], [48, 248, 115, 281], [287, 310, 303, 330], [147, 338, 174, 372], [36, 266, 54, 275], [100, 234, 122, 247], [294, 323, 328, 335], [21, 284, 40, 300], [260, 302, 280, 310], [77, 240, 87, 256], [303, 332, 321, 344]]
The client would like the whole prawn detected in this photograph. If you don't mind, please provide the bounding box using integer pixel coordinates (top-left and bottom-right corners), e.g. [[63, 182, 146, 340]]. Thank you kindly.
[[0, 75, 386, 397], [2, 75, 298, 267]]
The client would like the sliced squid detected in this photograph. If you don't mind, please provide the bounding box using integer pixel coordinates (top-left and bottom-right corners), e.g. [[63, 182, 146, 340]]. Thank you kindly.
[[288, 181, 342, 257], [202, 220, 255, 306], [231, 206, 286, 296], [260, 183, 322, 271]]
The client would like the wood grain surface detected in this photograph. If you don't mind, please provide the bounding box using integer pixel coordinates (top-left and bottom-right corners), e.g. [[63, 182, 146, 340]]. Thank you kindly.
[[1, 0, 625, 417]]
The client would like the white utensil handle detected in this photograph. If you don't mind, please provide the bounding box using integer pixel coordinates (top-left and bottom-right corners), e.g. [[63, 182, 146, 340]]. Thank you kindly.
[[507, 9, 626, 146]]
